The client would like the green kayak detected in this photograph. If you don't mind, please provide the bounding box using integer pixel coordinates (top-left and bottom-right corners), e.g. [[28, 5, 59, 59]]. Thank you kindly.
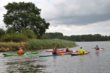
[[3, 51, 39, 57]]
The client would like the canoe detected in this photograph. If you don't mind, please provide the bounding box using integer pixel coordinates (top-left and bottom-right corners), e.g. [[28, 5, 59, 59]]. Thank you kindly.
[[3, 51, 39, 57]]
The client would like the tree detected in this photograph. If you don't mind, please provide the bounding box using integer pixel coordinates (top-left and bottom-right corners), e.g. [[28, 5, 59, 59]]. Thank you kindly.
[[4, 2, 49, 38], [0, 28, 5, 38], [45, 32, 63, 39]]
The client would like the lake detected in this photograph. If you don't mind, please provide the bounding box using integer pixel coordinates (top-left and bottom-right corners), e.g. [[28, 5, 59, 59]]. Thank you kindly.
[[0, 41, 110, 73]]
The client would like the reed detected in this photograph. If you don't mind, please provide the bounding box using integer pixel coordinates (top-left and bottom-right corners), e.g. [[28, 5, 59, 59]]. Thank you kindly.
[[0, 39, 76, 51], [26, 39, 76, 49]]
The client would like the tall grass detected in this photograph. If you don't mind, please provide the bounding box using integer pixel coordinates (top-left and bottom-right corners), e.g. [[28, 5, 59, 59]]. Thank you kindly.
[[0, 39, 76, 51], [26, 39, 76, 49], [0, 42, 26, 51]]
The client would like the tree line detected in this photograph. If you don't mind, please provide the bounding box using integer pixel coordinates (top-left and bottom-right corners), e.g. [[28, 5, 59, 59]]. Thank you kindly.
[[44, 32, 110, 41]]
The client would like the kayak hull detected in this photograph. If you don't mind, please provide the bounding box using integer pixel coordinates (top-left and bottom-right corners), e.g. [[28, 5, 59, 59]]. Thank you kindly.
[[3, 51, 39, 57], [39, 52, 90, 57], [39, 53, 70, 57], [71, 52, 89, 56]]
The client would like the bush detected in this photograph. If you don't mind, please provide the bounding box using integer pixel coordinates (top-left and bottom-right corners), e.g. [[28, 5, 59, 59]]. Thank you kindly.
[[26, 39, 76, 49], [0, 28, 5, 38], [21, 28, 36, 39], [0, 42, 26, 51], [1, 33, 28, 42]]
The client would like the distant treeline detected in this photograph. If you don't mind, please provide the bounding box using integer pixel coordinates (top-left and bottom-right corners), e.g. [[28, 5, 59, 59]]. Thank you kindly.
[[44, 32, 110, 41]]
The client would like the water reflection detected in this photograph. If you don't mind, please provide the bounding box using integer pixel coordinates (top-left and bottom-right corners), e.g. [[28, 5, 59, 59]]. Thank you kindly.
[[95, 51, 100, 56], [79, 56, 85, 62], [6, 60, 46, 73]]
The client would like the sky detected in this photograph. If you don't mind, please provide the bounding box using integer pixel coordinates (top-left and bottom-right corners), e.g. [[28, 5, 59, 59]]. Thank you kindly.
[[0, 0, 110, 36]]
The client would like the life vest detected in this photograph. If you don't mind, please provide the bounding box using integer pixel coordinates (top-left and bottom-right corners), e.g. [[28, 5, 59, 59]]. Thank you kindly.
[[96, 48, 100, 50], [78, 49, 85, 55], [52, 49, 57, 55], [66, 49, 70, 52], [17, 49, 24, 55]]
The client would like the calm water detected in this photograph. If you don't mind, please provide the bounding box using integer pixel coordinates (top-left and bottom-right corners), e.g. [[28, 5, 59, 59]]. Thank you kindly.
[[0, 41, 110, 73]]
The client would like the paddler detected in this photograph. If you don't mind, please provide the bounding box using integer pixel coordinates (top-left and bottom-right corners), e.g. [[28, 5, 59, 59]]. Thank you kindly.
[[77, 47, 86, 55], [65, 48, 71, 52], [52, 48, 58, 55], [95, 45, 100, 51], [65, 48, 69, 52], [16, 47, 24, 55]]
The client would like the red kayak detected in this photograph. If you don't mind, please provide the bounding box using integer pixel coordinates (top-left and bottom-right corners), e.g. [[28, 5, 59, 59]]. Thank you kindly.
[[46, 50, 65, 53], [46, 49, 75, 53], [46, 49, 64, 52]]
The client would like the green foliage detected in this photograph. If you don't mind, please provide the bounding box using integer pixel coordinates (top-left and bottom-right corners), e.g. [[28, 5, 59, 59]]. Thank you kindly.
[[45, 32, 110, 41], [44, 32, 63, 39], [6, 27, 16, 33], [4, 2, 49, 38], [0, 28, 5, 38], [68, 34, 110, 41], [26, 39, 76, 49], [0, 42, 26, 51], [1, 33, 28, 42], [21, 28, 36, 39]]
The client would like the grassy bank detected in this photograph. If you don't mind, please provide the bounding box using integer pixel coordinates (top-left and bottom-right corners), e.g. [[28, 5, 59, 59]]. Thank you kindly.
[[0, 39, 76, 52], [0, 42, 26, 52], [27, 39, 76, 49]]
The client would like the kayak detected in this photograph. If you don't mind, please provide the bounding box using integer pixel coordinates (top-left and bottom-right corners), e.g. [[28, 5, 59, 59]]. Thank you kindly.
[[46, 50, 74, 53], [46, 49, 65, 53], [71, 52, 90, 56], [3, 51, 39, 57], [39, 52, 90, 57], [39, 53, 70, 57]]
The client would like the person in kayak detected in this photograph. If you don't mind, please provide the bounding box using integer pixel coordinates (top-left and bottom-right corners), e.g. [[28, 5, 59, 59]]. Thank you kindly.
[[77, 47, 86, 55], [65, 48, 71, 52], [95, 45, 100, 51], [52, 48, 58, 55], [16, 47, 24, 55]]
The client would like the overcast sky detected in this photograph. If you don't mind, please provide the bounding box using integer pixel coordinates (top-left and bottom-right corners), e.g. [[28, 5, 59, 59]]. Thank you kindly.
[[0, 0, 110, 36]]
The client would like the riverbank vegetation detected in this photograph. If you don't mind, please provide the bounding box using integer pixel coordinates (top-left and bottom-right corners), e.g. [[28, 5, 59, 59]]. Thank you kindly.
[[0, 2, 76, 52], [44, 32, 110, 41], [27, 39, 75, 49], [0, 39, 75, 52]]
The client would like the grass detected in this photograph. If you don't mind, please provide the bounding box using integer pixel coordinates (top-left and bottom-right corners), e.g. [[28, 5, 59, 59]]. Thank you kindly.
[[0, 39, 76, 51], [26, 39, 76, 49]]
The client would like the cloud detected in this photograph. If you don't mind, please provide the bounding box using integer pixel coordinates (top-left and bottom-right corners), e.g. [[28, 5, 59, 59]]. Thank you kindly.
[[1, 0, 110, 26], [38, 0, 110, 25], [49, 14, 110, 25], [46, 20, 110, 36], [0, 0, 110, 35]]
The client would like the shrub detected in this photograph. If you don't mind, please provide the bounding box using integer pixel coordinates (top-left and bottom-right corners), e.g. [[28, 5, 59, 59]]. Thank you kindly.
[[0, 28, 5, 38], [21, 28, 36, 39], [1, 33, 28, 42], [0, 42, 26, 51], [26, 39, 76, 49]]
